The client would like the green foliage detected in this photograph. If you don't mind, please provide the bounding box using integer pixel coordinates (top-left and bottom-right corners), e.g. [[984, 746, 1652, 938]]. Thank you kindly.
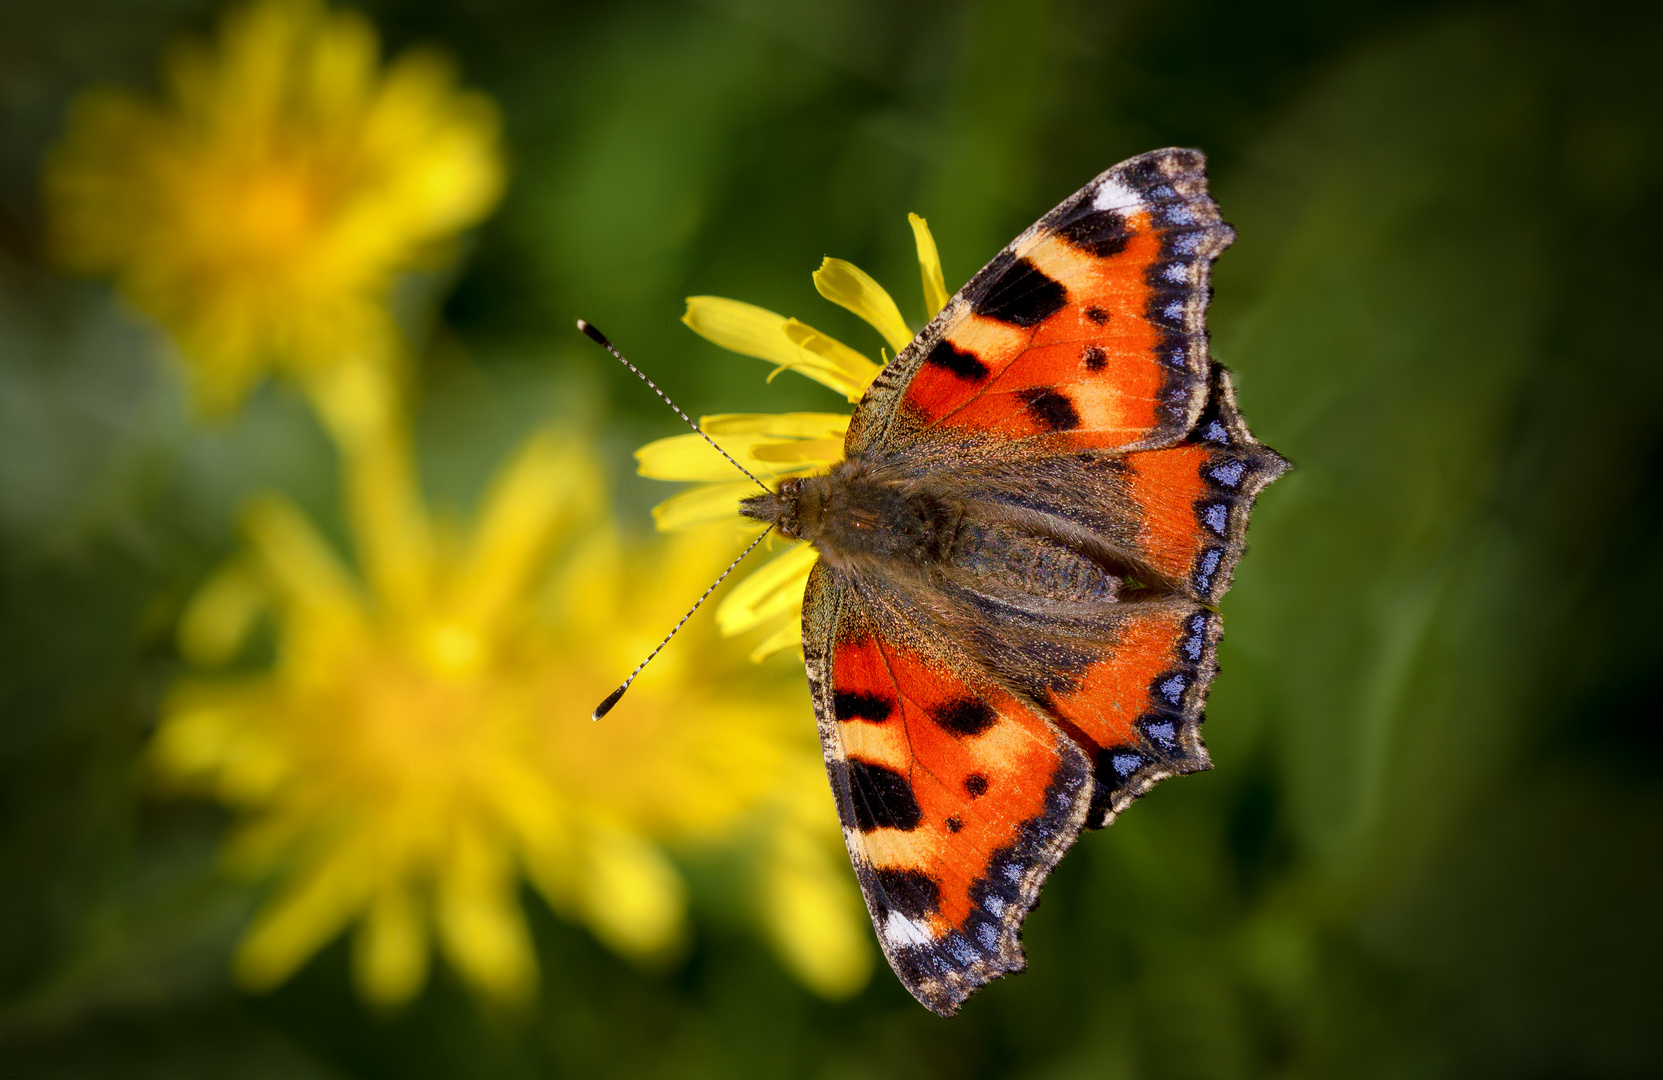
[[1, 0, 1659, 1076]]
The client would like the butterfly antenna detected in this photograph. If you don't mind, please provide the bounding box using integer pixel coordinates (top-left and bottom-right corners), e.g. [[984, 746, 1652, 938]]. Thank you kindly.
[[592, 525, 774, 721], [577, 319, 769, 492]]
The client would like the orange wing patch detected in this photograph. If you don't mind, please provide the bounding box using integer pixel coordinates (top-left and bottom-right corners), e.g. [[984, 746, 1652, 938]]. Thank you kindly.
[[807, 577, 1091, 1016], [1117, 366, 1291, 601], [906, 228, 1173, 447], [1037, 602, 1219, 827], [852, 149, 1234, 459]]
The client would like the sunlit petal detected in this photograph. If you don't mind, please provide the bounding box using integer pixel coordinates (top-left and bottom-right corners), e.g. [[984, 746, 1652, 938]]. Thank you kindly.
[[354, 883, 429, 1007], [683, 296, 874, 399], [813, 257, 913, 355], [454, 431, 599, 632], [651, 481, 759, 532], [635, 431, 815, 482], [435, 825, 537, 1003], [717, 543, 817, 636], [748, 615, 804, 662], [760, 818, 873, 999], [177, 558, 266, 666], [682, 296, 801, 366], [701, 412, 850, 440], [779, 320, 881, 402], [234, 833, 379, 991], [576, 824, 687, 961], [240, 494, 365, 628], [909, 212, 950, 319], [754, 439, 844, 465]]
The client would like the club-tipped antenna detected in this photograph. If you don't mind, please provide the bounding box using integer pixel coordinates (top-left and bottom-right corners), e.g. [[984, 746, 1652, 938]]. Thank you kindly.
[[577, 319, 768, 492], [592, 525, 774, 721]]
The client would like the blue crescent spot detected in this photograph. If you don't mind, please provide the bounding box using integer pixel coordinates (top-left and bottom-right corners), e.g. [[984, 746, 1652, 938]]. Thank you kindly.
[[1209, 460, 1246, 487]]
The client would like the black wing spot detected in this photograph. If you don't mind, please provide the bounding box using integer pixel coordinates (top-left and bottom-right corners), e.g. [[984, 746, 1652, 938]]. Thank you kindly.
[[932, 697, 998, 737], [925, 338, 988, 381], [1084, 306, 1109, 325], [833, 690, 893, 723], [1058, 208, 1131, 258], [849, 761, 923, 832], [945, 816, 964, 833], [873, 868, 941, 919], [1019, 387, 1081, 431], [964, 773, 989, 797], [972, 255, 1067, 327], [1081, 345, 1107, 371]]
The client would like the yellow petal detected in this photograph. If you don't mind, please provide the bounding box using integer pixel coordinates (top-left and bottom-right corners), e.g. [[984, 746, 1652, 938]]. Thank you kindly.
[[760, 822, 873, 999], [178, 558, 265, 666], [240, 495, 364, 626], [354, 884, 429, 1007], [233, 834, 377, 991], [716, 543, 817, 636], [909, 213, 950, 319], [753, 439, 843, 465], [780, 321, 880, 402], [650, 481, 757, 532], [682, 296, 800, 366], [149, 687, 251, 785], [812, 257, 913, 355], [576, 824, 686, 961], [454, 432, 600, 632], [748, 615, 803, 662], [635, 431, 792, 482], [435, 826, 537, 1003], [684, 297, 874, 400], [701, 412, 850, 439]]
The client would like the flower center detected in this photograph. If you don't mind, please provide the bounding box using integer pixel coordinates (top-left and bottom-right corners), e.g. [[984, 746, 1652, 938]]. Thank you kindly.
[[334, 637, 497, 794], [218, 167, 324, 267]]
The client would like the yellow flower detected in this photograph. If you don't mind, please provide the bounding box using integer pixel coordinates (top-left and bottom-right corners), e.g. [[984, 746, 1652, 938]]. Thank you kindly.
[[638, 213, 948, 660], [45, 0, 503, 412], [150, 365, 870, 1005]]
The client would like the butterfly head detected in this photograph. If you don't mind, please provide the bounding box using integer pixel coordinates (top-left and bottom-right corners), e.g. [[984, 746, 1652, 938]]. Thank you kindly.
[[740, 478, 810, 541]]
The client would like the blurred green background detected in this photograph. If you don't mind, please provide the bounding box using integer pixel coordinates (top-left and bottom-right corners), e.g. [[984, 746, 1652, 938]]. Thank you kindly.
[[2, 0, 1661, 1076]]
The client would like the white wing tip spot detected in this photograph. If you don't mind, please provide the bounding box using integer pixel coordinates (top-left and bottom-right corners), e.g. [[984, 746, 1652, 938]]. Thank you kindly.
[[1091, 176, 1144, 213], [883, 910, 938, 947]]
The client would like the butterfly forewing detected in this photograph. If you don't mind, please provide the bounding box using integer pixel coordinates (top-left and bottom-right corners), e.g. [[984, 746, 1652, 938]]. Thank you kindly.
[[848, 148, 1232, 458]]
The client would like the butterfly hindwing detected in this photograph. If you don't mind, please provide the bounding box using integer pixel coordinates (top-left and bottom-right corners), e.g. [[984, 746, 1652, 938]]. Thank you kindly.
[[939, 364, 1290, 603], [849, 148, 1232, 458], [801, 562, 1092, 1017], [988, 599, 1223, 829]]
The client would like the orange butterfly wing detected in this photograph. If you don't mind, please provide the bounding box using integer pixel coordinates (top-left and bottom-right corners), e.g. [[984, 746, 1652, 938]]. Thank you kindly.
[[802, 564, 1091, 1016], [849, 148, 1231, 458]]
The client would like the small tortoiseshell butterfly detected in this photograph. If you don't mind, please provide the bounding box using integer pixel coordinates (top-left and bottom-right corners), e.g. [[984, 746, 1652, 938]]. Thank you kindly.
[[590, 148, 1286, 1016]]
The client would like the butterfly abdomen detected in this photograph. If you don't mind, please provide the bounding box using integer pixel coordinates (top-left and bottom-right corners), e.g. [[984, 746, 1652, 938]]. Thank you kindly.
[[948, 518, 1119, 604]]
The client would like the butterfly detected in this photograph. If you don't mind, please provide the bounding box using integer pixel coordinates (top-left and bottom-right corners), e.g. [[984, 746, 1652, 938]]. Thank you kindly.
[[733, 148, 1289, 1015]]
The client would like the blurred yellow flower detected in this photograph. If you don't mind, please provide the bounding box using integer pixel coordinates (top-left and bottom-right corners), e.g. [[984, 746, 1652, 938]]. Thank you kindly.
[[45, 0, 503, 412], [151, 364, 870, 1005], [638, 213, 948, 660]]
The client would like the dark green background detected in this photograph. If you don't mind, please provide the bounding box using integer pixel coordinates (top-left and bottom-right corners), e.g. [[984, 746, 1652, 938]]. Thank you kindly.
[[2, 0, 1660, 1076]]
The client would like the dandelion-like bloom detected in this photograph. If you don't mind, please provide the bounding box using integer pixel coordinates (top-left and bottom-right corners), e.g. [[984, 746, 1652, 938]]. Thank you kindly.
[[150, 366, 870, 1005], [638, 214, 949, 660], [45, 0, 503, 412]]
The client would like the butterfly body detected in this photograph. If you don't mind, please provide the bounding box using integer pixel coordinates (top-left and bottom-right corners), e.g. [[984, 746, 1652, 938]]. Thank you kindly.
[[753, 149, 1285, 1015]]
